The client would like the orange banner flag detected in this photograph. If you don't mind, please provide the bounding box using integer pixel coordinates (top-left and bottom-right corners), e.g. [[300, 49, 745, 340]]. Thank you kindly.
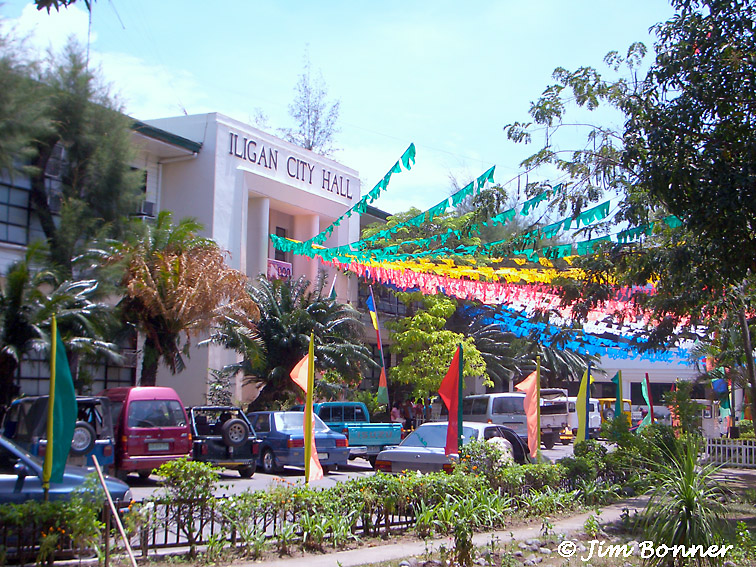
[[515, 370, 540, 460], [290, 339, 323, 483]]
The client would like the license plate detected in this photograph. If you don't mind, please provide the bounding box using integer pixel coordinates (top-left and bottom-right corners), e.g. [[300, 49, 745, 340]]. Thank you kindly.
[[317, 452, 328, 460], [149, 442, 169, 451]]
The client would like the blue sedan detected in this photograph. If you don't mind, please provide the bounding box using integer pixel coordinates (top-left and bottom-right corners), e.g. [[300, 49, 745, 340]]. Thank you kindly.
[[246, 411, 349, 474], [0, 434, 131, 504]]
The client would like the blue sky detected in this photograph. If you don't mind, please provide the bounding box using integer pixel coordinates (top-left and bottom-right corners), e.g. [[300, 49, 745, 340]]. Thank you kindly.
[[1, 1, 674, 214]]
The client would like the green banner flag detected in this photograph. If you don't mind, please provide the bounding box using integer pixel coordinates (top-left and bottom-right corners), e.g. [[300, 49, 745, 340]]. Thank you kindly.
[[610, 371, 623, 423], [43, 316, 77, 487]]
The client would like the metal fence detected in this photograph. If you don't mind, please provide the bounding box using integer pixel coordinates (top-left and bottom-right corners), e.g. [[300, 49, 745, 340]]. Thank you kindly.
[[3, 497, 417, 565], [703, 438, 756, 468]]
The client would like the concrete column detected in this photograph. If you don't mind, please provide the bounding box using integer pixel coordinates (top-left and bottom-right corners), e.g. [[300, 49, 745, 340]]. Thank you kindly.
[[293, 213, 320, 285], [247, 197, 270, 280]]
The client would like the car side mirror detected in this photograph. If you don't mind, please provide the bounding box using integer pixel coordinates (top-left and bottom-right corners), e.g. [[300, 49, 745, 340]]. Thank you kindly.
[[14, 462, 28, 478]]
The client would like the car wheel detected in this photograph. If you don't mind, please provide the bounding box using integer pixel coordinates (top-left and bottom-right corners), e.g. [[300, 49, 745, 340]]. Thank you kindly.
[[71, 421, 96, 456], [543, 433, 556, 450], [261, 449, 279, 474], [138, 470, 152, 480], [368, 455, 377, 468], [221, 418, 250, 448], [322, 464, 331, 474], [115, 469, 129, 482], [238, 465, 255, 478], [561, 437, 570, 445]]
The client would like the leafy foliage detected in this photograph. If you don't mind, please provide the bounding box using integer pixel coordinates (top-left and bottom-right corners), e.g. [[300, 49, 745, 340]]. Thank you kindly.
[[386, 292, 487, 395], [640, 436, 726, 567]]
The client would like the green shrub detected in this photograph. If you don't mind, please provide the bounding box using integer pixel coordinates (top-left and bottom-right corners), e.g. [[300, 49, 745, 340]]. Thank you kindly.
[[739, 419, 754, 439], [640, 435, 725, 567], [493, 463, 565, 495], [457, 439, 513, 481], [557, 455, 597, 482], [152, 458, 221, 556]]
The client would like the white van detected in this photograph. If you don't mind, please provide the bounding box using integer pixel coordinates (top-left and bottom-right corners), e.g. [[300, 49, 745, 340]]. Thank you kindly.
[[566, 396, 602, 439], [461, 390, 569, 449], [462, 393, 528, 440]]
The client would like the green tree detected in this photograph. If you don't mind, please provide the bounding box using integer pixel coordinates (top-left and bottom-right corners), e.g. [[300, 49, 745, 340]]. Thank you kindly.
[[386, 292, 487, 395], [227, 273, 375, 409], [0, 29, 49, 181], [504, 1, 756, 419], [110, 212, 258, 386], [27, 39, 143, 276], [280, 52, 340, 156]]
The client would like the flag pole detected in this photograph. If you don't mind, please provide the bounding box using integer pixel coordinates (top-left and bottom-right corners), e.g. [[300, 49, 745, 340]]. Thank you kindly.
[[42, 315, 58, 501], [304, 332, 315, 484], [457, 344, 463, 452]]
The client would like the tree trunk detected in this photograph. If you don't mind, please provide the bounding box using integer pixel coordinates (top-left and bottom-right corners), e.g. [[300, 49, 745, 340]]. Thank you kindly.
[[737, 309, 756, 430], [140, 337, 159, 386], [0, 354, 20, 414]]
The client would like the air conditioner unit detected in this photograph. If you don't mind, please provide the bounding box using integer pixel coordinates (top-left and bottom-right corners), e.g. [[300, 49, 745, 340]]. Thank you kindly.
[[139, 200, 156, 217]]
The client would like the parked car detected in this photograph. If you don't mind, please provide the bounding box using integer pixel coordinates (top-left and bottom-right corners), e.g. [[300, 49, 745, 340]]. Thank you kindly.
[[99, 387, 192, 481], [1, 396, 115, 468], [189, 406, 258, 478], [246, 411, 349, 474], [374, 421, 530, 474], [290, 401, 402, 466], [0, 434, 131, 504]]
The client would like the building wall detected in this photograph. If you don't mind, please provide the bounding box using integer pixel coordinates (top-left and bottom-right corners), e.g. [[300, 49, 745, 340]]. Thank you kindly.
[[145, 113, 362, 406]]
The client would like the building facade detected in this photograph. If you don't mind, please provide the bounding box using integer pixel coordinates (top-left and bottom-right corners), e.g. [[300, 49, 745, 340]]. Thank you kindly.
[[142, 113, 361, 405]]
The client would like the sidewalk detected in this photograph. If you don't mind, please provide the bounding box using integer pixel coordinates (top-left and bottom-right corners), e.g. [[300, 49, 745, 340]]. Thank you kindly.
[[255, 495, 651, 567]]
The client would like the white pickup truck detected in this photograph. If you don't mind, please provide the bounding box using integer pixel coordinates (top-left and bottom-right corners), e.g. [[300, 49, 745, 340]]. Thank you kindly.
[[538, 388, 570, 449]]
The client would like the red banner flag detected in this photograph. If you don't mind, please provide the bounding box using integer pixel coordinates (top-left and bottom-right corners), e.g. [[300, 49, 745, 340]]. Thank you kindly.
[[438, 346, 462, 456]]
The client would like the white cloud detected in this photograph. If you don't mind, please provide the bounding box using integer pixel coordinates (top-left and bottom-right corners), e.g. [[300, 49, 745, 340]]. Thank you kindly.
[[10, 3, 90, 57]]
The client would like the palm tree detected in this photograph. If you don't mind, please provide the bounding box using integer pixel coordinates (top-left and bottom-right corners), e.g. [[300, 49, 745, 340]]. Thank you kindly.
[[214, 272, 375, 409], [110, 212, 259, 385], [0, 244, 121, 410]]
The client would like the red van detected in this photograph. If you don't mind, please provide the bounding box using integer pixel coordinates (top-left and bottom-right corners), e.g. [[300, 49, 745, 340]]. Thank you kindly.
[[100, 387, 192, 480]]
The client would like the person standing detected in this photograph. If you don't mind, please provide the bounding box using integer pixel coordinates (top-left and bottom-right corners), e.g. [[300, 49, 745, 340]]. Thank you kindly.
[[390, 402, 402, 423], [402, 399, 414, 430]]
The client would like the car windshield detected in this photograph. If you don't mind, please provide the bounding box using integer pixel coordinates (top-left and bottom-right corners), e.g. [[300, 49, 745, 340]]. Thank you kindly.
[[274, 412, 330, 432], [400, 425, 479, 448], [128, 400, 186, 427]]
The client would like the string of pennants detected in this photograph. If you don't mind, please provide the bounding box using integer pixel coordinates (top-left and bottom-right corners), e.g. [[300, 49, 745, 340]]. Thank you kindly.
[[269, 146, 691, 361]]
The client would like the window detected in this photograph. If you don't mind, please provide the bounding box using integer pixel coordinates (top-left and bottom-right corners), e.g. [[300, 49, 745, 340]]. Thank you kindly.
[[275, 227, 287, 262], [127, 400, 185, 427], [0, 181, 31, 245]]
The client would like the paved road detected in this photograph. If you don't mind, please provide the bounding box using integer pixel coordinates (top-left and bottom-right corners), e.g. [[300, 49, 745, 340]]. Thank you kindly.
[[127, 441, 577, 500]]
